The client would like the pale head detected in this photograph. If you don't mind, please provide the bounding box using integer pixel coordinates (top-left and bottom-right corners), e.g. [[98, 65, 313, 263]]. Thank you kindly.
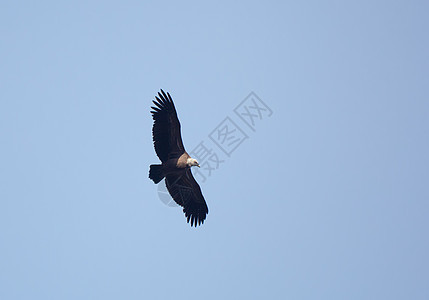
[[187, 158, 200, 168]]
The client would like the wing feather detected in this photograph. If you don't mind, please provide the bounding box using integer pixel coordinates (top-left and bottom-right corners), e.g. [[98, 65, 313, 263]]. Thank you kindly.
[[165, 169, 209, 227], [151, 89, 185, 162]]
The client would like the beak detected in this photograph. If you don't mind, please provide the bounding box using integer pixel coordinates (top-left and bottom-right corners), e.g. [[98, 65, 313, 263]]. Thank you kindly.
[[197, 164, 200, 168]]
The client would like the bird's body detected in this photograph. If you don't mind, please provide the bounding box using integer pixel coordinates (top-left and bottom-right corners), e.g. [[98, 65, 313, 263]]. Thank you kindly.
[[149, 90, 208, 227], [164, 152, 191, 171]]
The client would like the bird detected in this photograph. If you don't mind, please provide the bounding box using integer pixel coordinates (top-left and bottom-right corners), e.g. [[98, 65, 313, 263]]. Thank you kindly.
[[149, 89, 209, 227]]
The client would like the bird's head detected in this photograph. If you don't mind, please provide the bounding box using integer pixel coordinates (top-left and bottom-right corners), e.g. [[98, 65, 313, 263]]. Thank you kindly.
[[187, 158, 200, 168]]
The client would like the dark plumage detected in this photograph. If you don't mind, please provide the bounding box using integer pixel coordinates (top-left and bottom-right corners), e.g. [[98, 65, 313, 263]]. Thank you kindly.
[[149, 89, 209, 227]]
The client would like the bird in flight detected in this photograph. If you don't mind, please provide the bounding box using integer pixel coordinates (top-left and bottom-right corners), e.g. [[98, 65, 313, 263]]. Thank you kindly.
[[149, 89, 209, 227]]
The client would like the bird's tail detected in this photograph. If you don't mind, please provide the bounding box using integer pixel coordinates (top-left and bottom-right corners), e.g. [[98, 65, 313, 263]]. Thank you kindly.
[[149, 164, 165, 184]]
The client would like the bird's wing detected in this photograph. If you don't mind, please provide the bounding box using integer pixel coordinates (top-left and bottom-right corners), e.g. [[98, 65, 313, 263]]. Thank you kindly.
[[151, 89, 185, 162], [165, 169, 209, 227]]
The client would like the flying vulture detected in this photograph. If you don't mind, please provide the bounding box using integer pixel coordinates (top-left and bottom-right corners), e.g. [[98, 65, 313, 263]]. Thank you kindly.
[[149, 89, 209, 227]]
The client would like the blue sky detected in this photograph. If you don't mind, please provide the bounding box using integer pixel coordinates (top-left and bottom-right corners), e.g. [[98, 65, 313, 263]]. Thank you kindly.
[[1, 1, 428, 299]]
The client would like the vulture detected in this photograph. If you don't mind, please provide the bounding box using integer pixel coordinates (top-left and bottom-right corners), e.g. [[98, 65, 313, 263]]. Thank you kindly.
[[149, 89, 209, 227]]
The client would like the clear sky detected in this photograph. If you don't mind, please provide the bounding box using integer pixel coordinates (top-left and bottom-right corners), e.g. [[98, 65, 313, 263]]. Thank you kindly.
[[1, 1, 428, 299]]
